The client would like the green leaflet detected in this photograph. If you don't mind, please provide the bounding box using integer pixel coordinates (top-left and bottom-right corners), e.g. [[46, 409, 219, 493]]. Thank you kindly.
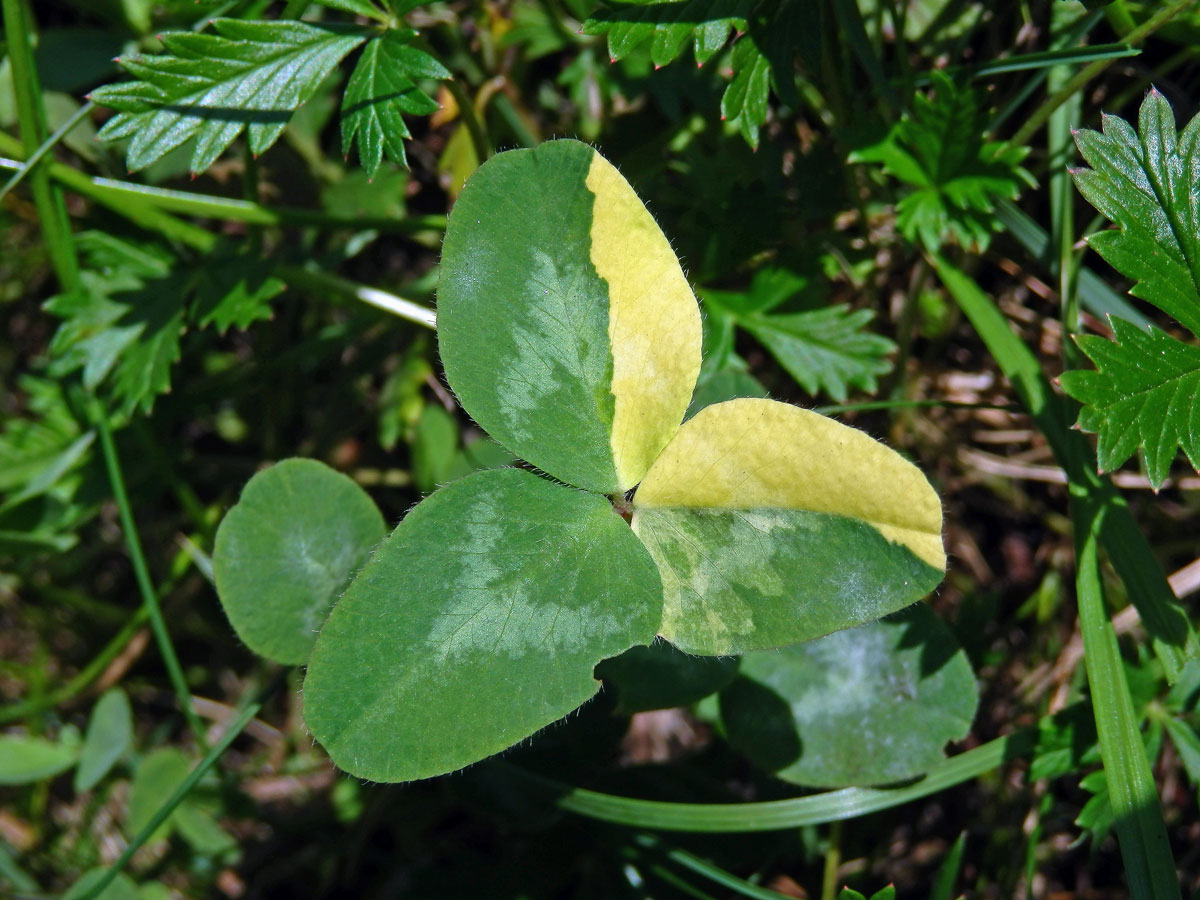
[[91, 20, 369, 174], [1060, 318, 1200, 486], [850, 72, 1034, 252], [341, 30, 448, 178], [1062, 88, 1200, 487], [213, 459, 386, 665], [74, 688, 133, 793], [438, 139, 701, 493], [0, 732, 80, 785], [702, 269, 896, 402], [720, 605, 977, 788], [303, 468, 662, 782], [631, 399, 945, 655]]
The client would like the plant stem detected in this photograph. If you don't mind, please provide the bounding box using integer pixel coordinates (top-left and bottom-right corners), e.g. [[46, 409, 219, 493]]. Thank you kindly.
[[74, 671, 287, 900], [1072, 496, 1181, 900], [447, 78, 494, 163], [1, 0, 80, 291], [0, 100, 93, 200], [279, 265, 437, 329], [1011, 0, 1199, 147], [91, 397, 209, 749]]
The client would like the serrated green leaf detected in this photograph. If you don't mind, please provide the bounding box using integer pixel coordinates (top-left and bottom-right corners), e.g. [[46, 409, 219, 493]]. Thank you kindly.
[[44, 233, 185, 417], [720, 34, 771, 148], [438, 139, 701, 493], [596, 641, 739, 713], [0, 733, 80, 784], [341, 30, 448, 178], [1071, 88, 1200, 338], [720, 605, 977, 788], [90, 19, 368, 174], [311, 0, 390, 21], [303, 467, 663, 782], [1058, 318, 1200, 488], [191, 256, 284, 333], [703, 269, 895, 401], [631, 398, 945, 654], [851, 72, 1034, 252], [582, 0, 745, 66], [582, 0, 798, 147], [213, 459, 386, 665], [74, 688, 133, 793]]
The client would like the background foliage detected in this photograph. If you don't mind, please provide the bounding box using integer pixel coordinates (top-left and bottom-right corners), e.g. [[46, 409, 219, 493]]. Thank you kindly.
[[4, 0, 1200, 898]]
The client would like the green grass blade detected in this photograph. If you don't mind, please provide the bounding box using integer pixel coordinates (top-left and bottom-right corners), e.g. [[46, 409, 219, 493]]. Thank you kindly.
[[0, 101, 94, 200], [92, 397, 209, 748], [1, 0, 80, 290], [1074, 498, 1180, 900], [970, 43, 1138, 78], [632, 835, 797, 900], [497, 726, 1036, 832]]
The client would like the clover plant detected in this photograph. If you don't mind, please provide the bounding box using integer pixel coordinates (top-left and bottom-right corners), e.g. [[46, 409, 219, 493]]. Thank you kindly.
[[213, 139, 950, 783]]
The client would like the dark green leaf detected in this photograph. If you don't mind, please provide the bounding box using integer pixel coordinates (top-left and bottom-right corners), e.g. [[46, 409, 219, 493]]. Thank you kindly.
[[1058, 317, 1200, 488], [850, 72, 1034, 251], [720, 35, 771, 148], [44, 233, 184, 417], [341, 30, 448, 178], [596, 641, 739, 713], [90, 19, 368, 174], [703, 270, 896, 401], [191, 255, 284, 333], [582, 0, 745, 67], [74, 688, 133, 793], [303, 468, 663, 782], [719, 605, 977, 787], [1071, 88, 1200, 338], [213, 458, 387, 665]]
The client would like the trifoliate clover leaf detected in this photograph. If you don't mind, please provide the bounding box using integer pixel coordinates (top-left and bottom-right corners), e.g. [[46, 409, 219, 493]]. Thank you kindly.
[[1070, 87, 1200, 338], [702, 268, 896, 401], [851, 71, 1034, 251], [90, 19, 369, 174], [1059, 318, 1200, 488], [216, 141, 946, 783], [341, 29, 449, 178]]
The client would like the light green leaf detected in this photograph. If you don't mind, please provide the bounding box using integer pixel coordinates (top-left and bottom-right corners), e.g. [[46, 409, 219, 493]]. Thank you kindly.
[[596, 641, 739, 714], [341, 30, 448, 178], [74, 688, 133, 793], [127, 748, 191, 842], [191, 255, 285, 333], [438, 139, 701, 493], [850, 71, 1034, 252], [631, 398, 945, 654], [720, 605, 977, 788], [312, 0, 390, 20], [173, 803, 237, 856], [90, 20, 368, 174], [0, 733, 80, 785], [303, 467, 663, 782], [213, 458, 386, 665], [1059, 318, 1200, 488], [62, 869, 138, 900], [1071, 87, 1200, 338]]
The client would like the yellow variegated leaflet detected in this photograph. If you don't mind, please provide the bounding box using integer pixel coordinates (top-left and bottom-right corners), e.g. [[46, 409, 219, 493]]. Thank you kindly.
[[217, 139, 951, 783]]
